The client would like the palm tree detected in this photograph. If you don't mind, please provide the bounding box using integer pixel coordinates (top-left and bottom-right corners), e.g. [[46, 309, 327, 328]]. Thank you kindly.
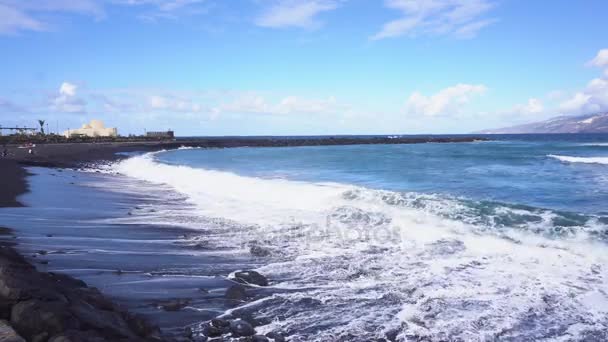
[[38, 120, 45, 135]]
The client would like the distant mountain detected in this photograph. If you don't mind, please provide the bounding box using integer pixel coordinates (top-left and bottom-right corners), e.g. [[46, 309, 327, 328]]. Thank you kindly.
[[476, 112, 608, 134]]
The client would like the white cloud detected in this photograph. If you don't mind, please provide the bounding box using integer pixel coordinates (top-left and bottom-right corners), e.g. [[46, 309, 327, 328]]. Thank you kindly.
[[52, 82, 87, 113], [114, 0, 206, 22], [255, 0, 340, 29], [588, 48, 608, 68], [0, 0, 104, 34], [406, 83, 486, 117], [0, 0, 207, 34], [559, 78, 608, 115], [60, 82, 77, 97], [147, 94, 204, 112], [513, 98, 544, 115], [372, 0, 496, 40], [219, 93, 343, 115], [0, 4, 44, 34], [556, 50, 608, 115]]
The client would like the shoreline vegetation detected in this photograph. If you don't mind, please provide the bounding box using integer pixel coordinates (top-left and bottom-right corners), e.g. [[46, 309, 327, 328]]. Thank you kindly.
[[0, 135, 487, 341]]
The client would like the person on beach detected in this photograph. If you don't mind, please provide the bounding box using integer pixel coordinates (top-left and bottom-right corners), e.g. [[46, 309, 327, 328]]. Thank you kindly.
[[1, 148, 6, 158]]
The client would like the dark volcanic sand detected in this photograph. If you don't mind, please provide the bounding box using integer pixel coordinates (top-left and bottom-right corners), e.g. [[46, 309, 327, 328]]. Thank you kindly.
[[0, 160, 28, 208]]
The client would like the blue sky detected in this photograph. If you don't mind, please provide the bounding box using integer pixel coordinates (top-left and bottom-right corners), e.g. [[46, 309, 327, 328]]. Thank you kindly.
[[0, 0, 607, 136]]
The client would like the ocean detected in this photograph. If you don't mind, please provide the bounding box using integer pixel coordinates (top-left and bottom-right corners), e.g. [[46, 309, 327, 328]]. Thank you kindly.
[[4, 134, 608, 341]]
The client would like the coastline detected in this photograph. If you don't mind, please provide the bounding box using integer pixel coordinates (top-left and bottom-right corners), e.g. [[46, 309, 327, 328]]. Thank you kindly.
[[0, 136, 487, 341]]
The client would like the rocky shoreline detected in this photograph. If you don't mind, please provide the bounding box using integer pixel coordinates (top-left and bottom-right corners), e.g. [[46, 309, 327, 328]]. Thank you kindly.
[[0, 241, 162, 342]]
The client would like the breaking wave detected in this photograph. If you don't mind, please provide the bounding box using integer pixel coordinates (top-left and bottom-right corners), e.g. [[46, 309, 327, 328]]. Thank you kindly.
[[113, 153, 608, 341], [549, 154, 608, 165]]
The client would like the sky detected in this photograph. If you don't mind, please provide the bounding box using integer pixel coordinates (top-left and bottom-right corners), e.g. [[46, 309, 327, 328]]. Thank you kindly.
[[0, 0, 607, 136]]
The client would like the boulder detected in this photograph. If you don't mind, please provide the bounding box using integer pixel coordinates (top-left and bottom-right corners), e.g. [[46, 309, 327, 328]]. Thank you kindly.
[[10, 299, 79, 341], [252, 335, 269, 342], [158, 298, 191, 312], [225, 285, 248, 301], [231, 271, 269, 287], [0, 320, 25, 342], [48, 330, 107, 342], [68, 298, 136, 339], [229, 320, 255, 337], [265, 332, 286, 342], [202, 325, 222, 337]]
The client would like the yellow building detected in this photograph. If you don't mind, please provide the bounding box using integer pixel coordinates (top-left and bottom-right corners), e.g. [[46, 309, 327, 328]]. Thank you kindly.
[[63, 120, 117, 138]]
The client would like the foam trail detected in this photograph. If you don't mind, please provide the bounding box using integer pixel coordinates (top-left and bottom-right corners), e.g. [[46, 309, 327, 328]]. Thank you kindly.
[[549, 154, 608, 165]]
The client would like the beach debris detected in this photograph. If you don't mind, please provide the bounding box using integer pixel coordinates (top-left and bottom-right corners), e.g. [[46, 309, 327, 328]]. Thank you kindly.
[[230, 270, 269, 287]]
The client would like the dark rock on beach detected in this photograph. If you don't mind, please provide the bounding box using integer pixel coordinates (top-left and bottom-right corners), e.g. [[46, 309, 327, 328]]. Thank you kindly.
[[225, 284, 248, 301], [229, 320, 255, 337], [230, 271, 269, 287], [0, 246, 162, 342]]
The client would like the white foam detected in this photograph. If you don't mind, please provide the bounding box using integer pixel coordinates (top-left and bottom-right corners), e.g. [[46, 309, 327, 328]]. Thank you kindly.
[[580, 142, 608, 147], [549, 154, 608, 165], [112, 152, 608, 341]]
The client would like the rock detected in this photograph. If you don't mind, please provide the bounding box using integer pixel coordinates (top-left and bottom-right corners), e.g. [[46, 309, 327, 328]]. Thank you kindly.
[[48, 330, 107, 342], [231, 271, 269, 287], [202, 325, 222, 337], [158, 299, 191, 312], [0, 319, 25, 342], [124, 313, 161, 340], [211, 319, 230, 328], [224, 285, 248, 301], [47, 272, 87, 289], [249, 246, 271, 257], [252, 335, 269, 342], [265, 332, 286, 342], [229, 320, 255, 337], [10, 299, 79, 341], [69, 298, 137, 339]]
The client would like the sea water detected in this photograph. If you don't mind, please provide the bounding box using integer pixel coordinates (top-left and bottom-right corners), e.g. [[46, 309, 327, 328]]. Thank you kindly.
[[107, 134, 608, 341]]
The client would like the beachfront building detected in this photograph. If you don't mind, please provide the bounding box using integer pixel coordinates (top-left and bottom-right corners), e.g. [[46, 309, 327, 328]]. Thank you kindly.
[[146, 130, 175, 139], [63, 120, 117, 138]]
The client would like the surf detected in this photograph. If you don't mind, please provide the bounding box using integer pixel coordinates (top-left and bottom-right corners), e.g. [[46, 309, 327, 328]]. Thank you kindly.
[[112, 151, 608, 341]]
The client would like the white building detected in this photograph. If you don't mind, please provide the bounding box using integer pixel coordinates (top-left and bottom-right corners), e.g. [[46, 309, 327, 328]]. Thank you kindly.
[[63, 120, 117, 138]]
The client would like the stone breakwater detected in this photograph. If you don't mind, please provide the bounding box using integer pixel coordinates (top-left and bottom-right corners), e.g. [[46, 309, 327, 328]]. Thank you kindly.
[[0, 244, 162, 342]]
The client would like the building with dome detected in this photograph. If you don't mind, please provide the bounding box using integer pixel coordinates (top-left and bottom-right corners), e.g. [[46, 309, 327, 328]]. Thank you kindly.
[[63, 120, 118, 138]]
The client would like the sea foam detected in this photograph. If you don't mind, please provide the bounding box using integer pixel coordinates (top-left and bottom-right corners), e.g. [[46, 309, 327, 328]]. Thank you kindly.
[[549, 154, 608, 165], [113, 152, 608, 341]]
